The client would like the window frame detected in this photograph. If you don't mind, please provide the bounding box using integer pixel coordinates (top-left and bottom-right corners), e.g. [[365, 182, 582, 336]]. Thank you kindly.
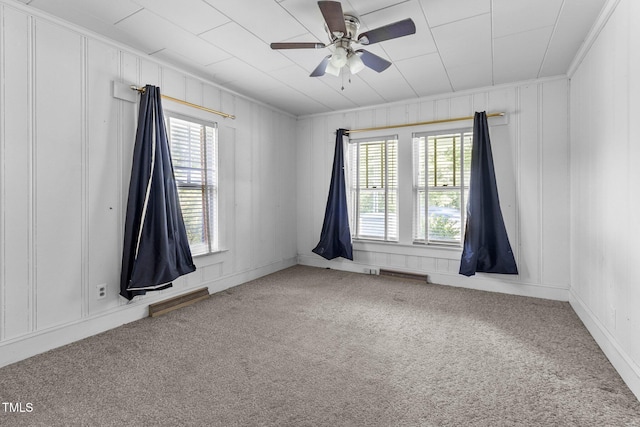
[[349, 135, 399, 242], [164, 111, 219, 257], [413, 128, 472, 247]]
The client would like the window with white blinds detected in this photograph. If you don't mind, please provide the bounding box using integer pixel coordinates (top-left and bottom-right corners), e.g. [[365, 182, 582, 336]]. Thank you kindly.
[[166, 112, 218, 256], [349, 136, 398, 241], [413, 130, 472, 245]]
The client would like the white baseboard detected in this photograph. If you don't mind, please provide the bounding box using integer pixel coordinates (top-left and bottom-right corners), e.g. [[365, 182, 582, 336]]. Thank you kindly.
[[570, 290, 640, 401], [0, 257, 297, 369], [297, 254, 570, 301]]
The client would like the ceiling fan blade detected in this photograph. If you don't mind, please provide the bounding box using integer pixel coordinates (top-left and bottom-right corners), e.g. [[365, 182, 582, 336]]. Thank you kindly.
[[356, 50, 392, 73], [358, 18, 416, 45], [270, 42, 325, 50], [310, 56, 331, 77], [318, 1, 347, 37]]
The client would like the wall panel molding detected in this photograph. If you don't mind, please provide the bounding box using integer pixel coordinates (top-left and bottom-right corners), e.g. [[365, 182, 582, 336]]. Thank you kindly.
[[297, 78, 571, 299], [0, 1, 298, 364]]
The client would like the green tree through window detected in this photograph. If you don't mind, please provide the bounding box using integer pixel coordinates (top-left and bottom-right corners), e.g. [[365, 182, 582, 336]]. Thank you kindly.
[[413, 130, 472, 244]]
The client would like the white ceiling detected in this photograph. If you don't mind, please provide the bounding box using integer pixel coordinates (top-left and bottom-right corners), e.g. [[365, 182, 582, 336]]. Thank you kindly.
[[18, 0, 607, 116]]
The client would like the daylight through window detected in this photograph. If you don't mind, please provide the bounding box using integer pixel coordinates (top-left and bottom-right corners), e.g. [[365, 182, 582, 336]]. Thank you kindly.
[[349, 136, 398, 241], [166, 113, 218, 256], [413, 130, 472, 244]]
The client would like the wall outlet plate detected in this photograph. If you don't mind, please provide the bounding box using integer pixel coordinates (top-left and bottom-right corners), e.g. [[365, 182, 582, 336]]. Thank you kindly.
[[96, 284, 107, 300]]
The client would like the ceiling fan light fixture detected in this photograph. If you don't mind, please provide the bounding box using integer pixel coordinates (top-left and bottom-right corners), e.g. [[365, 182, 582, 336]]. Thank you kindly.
[[330, 46, 348, 68], [347, 52, 365, 74], [325, 61, 342, 76]]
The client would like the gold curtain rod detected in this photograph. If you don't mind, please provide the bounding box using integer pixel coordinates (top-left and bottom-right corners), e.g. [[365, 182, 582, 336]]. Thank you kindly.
[[347, 112, 505, 134], [130, 85, 236, 120]]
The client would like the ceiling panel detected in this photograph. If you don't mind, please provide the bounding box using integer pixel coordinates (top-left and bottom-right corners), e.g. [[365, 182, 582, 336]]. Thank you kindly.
[[419, 0, 490, 28], [205, 57, 255, 84], [394, 52, 452, 97], [345, 0, 405, 16], [357, 65, 418, 102], [494, 26, 555, 84], [432, 13, 492, 69], [131, 0, 230, 35], [334, 75, 387, 107], [277, 0, 337, 43], [257, 85, 333, 116], [167, 34, 232, 67], [113, 9, 172, 54], [200, 22, 292, 72], [20, 0, 608, 116], [359, 0, 436, 62], [266, 65, 358, 111], [446, 60, 493, 92], [219, 66, 285, 96], [29, 0, 142, 24], [539, 0, 608, 77], [202, 0, 308, 44], [492, 0, 564, 38]]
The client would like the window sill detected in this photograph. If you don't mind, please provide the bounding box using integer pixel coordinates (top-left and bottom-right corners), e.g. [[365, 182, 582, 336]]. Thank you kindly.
[[352, 239, 462, 260], [192, 248, 229, 267]]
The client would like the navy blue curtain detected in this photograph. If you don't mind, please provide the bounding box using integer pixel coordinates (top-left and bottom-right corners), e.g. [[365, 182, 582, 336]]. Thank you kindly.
[[120, 85, 196, 300], [459, 112, 518, 277], [312, 128, 353, 260]]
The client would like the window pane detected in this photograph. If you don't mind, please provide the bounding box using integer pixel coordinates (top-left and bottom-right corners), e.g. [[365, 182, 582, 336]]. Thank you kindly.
[[428, 190, 462, 242], [358, 190, 386, 238], [414, 137, 426, 187], [350, 137, 397, 241], [428, 134, 460, 188], [359, 142, 384, 189], [387, 189, 398, 240], [463, 132, 472, 187], [167, 114, 218, 256], [414, 189, 426, 241]]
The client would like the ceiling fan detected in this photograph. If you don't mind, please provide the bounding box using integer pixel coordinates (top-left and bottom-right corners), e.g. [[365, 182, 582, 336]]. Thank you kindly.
[[270, 1, 416, 77]]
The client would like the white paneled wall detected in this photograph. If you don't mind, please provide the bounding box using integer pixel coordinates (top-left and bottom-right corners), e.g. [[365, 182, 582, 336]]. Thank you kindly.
[[0, 2, 297, 365], [297, 78, 570, 301], [569, 0, 640, 399]]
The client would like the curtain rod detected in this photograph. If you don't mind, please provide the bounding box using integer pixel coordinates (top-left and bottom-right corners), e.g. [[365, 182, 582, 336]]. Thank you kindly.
[[346, 112, 505, 134], [130, 85, 236, 120]]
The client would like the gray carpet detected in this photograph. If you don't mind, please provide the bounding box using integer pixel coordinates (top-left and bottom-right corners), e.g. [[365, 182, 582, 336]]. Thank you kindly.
[[1, 265, 639, 426]]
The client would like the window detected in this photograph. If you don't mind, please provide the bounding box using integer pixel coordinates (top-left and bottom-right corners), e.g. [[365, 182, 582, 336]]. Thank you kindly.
[[349, 136, 398, 241], [165, 112, 218, 256], [413, 130, 472, 245]]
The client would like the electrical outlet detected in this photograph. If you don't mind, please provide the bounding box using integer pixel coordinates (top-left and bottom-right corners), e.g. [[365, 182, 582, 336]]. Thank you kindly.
[[97, 284, 107, 300]]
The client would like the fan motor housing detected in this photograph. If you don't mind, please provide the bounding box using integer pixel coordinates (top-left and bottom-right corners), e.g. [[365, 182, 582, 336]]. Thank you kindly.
[[344, 15, 360, 39], [325, 14, 360, 41]]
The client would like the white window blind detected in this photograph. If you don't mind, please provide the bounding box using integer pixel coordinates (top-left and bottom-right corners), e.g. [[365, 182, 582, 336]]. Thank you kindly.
[[413, 130, 472, 244], [166, 113, 218, 256], [349, 136, 398, 241]]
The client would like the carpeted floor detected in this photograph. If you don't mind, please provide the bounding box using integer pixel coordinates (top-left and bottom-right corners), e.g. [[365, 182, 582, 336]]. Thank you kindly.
[[1, 265, 639, 426]]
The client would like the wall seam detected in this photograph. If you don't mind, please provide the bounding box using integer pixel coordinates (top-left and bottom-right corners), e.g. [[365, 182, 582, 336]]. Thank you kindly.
[[28, 14, 36, 332], [116, 50, 124, 307], [80, 36, 89, 317], [0, 4, 5, 342], [538, 83, 544, 284], [514, 86, 522, 274]]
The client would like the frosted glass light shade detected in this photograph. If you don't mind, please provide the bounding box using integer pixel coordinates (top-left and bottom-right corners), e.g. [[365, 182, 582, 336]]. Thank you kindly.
[[348, 53, 365, 74], [330, 47, 348, 68], [325, 61, 341, 76]]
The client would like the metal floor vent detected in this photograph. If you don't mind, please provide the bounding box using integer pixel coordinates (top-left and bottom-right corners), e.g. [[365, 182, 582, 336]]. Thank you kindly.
[[379, 269, 428, 282], [148, 287, 210, 317]]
